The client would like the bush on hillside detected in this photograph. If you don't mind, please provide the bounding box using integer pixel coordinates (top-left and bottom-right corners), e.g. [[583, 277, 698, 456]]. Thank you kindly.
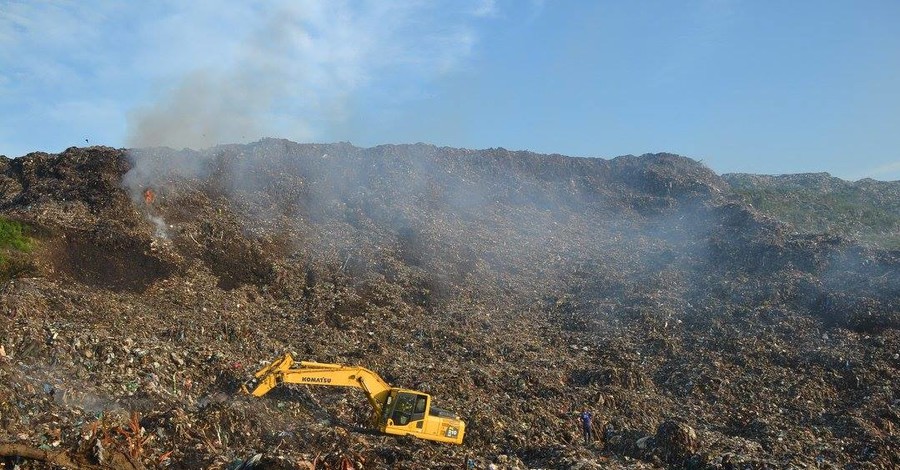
[[0, 216, 34, 281]]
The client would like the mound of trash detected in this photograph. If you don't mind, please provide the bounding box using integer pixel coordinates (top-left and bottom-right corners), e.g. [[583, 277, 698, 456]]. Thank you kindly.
[[0, 142, 897, 469], [724, 172, 900, 250]]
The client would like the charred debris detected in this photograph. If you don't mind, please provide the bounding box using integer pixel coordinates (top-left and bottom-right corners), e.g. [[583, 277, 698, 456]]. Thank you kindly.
[[0, 141, 897, 469]]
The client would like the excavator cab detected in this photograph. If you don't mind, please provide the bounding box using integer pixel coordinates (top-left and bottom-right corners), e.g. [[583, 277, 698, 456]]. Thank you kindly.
[[378, 389, 464, 444]]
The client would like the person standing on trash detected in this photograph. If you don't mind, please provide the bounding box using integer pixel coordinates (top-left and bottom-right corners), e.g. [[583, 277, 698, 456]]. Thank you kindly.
[[578, 409, 594, 445]]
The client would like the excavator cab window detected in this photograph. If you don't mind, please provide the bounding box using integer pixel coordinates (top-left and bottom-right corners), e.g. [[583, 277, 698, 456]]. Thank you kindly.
[[412, 395, 428, 422], [414, 395, 427, 413], [380, 393, 394, 425], [391, 392, 416, 425]]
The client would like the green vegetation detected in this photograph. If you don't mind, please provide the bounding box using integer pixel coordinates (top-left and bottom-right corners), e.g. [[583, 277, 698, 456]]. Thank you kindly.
[[0, 216, 34, 280], [726, 175, 900, 250]]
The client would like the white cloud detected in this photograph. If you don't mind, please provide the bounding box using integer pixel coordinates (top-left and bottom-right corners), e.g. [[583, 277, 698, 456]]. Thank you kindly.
[[0, 0, 132, 115], [0, 1, 113, 65], [472, 0, 499, 18], [0, 1, 506, 151]]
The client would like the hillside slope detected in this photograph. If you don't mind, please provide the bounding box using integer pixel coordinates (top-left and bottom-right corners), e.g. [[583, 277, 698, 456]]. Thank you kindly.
[[0, 142, 897, 469], [725, 172, 900, 250]]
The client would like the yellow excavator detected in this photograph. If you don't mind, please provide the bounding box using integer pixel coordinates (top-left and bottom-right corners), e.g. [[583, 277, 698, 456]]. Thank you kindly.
[[241, 353, 466, 445]]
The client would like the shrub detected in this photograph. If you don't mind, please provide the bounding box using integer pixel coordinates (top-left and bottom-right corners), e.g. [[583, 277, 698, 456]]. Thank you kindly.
[[0, 217, 34, 280], [0, 217, 32, 253]]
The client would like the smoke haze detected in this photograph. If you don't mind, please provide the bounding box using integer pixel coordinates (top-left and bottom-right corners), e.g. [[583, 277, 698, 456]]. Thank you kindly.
[[126, 1, 490, 149]]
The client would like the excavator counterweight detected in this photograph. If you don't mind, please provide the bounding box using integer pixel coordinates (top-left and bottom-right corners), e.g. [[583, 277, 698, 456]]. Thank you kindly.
[[242, 353, 466, 445]]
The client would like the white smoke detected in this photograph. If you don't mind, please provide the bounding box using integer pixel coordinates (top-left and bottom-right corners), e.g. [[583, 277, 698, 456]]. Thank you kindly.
[[126, 1, 490, 149], [149, 215, 169, 240]]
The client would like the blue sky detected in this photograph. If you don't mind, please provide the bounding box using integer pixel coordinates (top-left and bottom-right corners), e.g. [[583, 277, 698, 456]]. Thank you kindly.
[[1, 1, 898, 180]]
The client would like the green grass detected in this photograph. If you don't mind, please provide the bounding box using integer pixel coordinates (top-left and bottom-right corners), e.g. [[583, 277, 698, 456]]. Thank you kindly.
[[0, 217, 32, 252], [0, 217, 34, 280], [729, 182, 900, 250]]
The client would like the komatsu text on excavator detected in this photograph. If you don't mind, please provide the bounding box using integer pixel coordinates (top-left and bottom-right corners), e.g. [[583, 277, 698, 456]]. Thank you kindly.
[[241, 353, 466, 445]]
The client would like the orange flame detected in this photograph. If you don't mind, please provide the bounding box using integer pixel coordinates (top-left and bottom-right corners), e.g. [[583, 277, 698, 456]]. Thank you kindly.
[[143, 188, 155, 205]]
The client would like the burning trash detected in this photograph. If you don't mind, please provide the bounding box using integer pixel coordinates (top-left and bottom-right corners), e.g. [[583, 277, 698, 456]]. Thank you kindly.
[[143, 188, 155, 205]]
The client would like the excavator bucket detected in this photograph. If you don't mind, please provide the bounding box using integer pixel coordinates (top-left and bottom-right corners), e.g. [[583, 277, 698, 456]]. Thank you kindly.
[[239, 379, 257, 395], [241, 353, 295, 396]]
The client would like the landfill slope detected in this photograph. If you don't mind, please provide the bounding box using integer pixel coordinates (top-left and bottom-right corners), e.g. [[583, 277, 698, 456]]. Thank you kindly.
[[725, 172, 900, 250], [0, 141, 897, 469]]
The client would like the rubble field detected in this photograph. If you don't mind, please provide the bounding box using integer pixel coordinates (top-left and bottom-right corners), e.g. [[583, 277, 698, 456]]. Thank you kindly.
[[0, 141, 897, 469]]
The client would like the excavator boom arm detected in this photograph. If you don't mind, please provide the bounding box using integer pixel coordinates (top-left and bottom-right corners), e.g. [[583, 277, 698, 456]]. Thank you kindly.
[[242, 354, 393, 418]]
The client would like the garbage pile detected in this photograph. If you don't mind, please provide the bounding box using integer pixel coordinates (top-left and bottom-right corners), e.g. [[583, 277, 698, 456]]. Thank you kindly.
[[0, 142, 897, 469], [723, 172, 900, 251]]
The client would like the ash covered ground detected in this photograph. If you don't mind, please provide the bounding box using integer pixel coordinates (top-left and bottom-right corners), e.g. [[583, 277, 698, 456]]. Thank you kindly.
[[0, 141, 897, 469]]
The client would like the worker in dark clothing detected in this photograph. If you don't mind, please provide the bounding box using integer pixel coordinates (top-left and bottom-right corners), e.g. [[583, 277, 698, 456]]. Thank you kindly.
[[579, 409, 594, 445]]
